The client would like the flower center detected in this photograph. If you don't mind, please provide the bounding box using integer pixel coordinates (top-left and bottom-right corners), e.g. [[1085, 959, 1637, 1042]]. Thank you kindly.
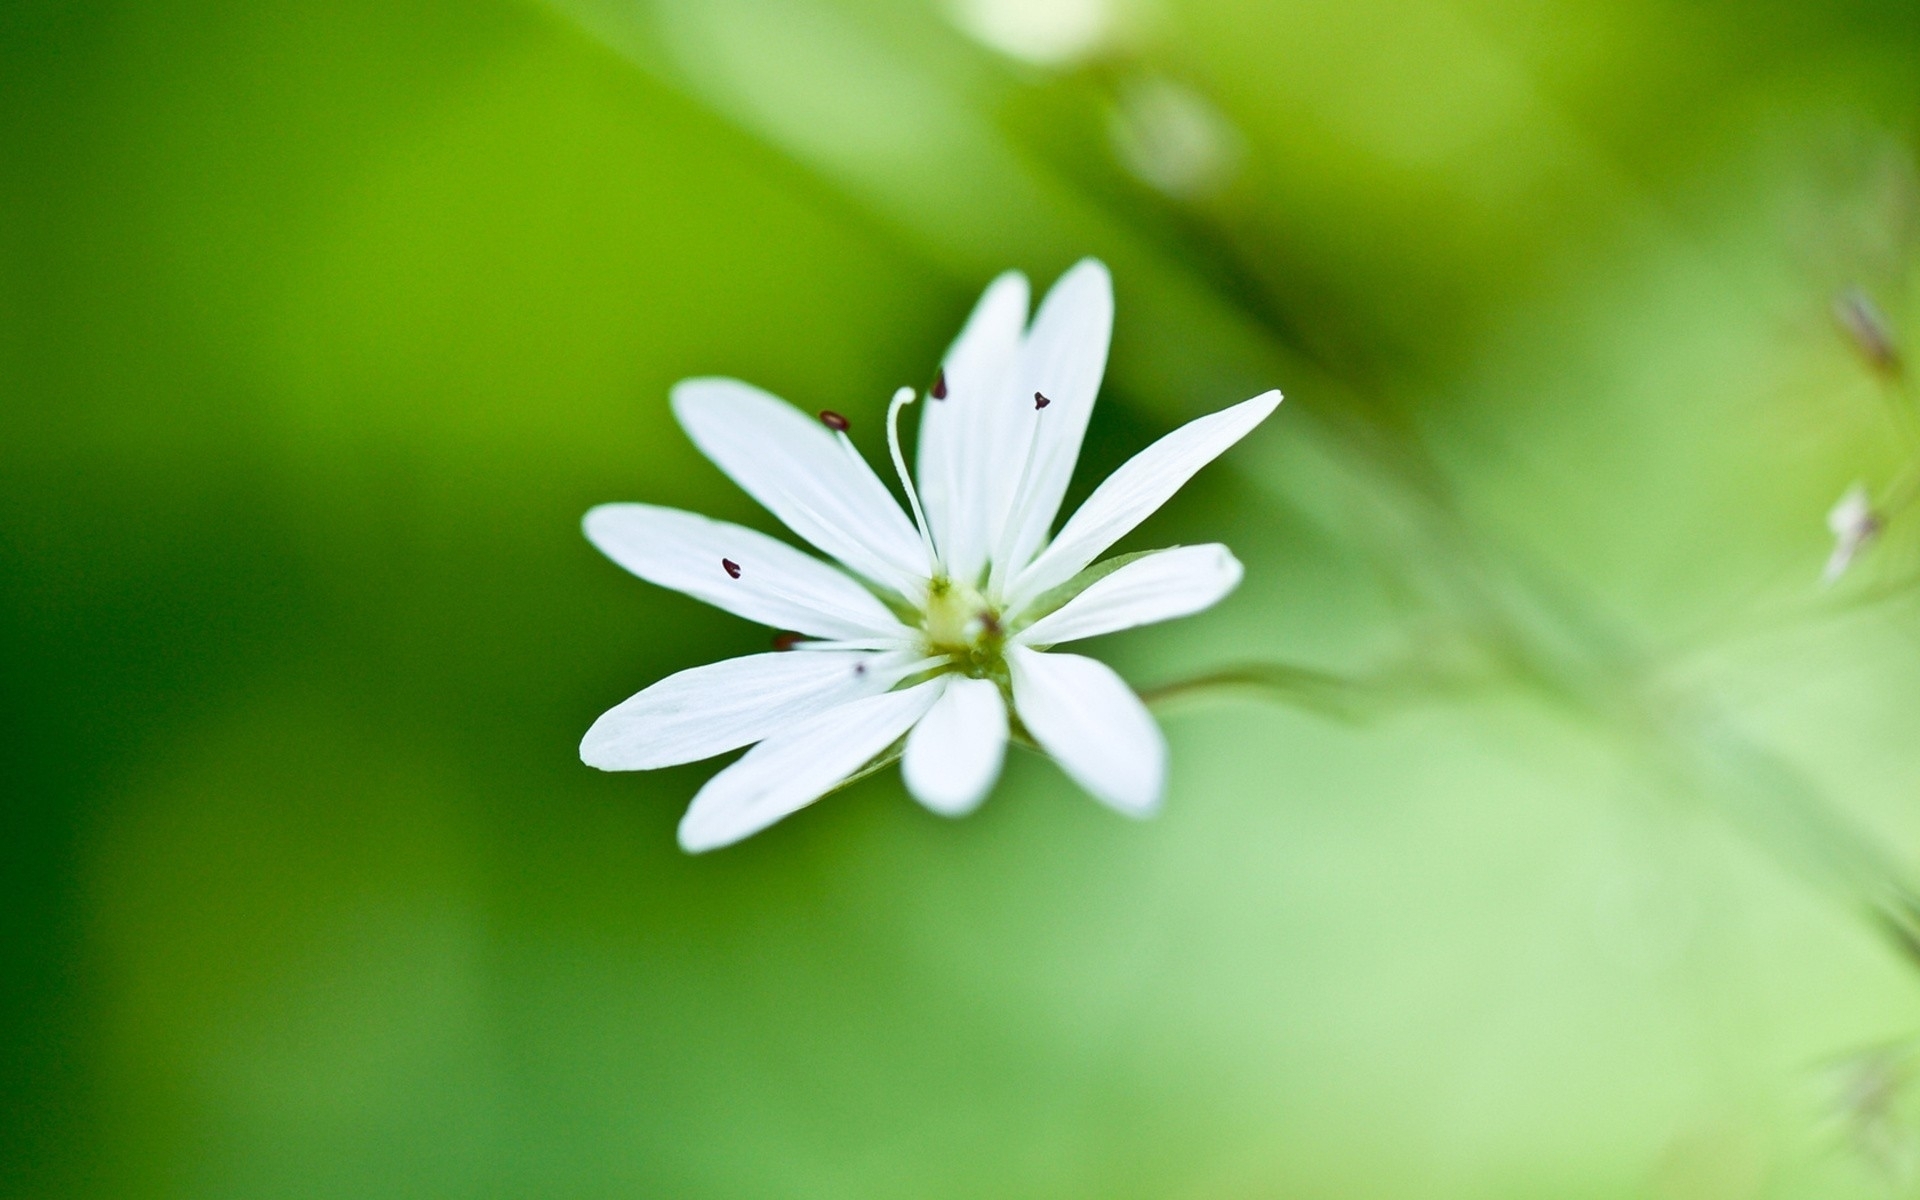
[[920, 577, 1005, 677]]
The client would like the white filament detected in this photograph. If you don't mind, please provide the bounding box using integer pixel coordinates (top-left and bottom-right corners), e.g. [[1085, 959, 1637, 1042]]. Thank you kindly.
[[987, 401, 1048, 599]]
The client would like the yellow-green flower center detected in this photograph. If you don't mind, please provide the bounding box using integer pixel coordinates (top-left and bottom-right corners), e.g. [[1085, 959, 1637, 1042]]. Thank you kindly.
[[920, 577, 1006, 678]]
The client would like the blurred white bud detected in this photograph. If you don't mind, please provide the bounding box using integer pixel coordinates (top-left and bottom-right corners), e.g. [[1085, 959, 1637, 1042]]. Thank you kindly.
[[1107, 76, 1241, 199], [1824, 482, 1881, 585], [949, 0, 1115, 67]]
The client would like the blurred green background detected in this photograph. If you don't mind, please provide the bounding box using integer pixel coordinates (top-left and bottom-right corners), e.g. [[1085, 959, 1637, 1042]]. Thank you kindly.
[[8, 0, 1920, 1195]]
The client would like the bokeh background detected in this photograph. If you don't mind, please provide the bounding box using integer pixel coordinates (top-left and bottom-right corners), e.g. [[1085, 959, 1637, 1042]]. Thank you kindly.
[[8, 0, 1920, 1195]]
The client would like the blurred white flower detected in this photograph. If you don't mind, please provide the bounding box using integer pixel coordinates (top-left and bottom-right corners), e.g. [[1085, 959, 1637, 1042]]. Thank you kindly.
[[1824, 482, 1880, 585], [581, 260, 1281, 851], [1108, 75, 1243, 198], [950, 0, 1116, 67]]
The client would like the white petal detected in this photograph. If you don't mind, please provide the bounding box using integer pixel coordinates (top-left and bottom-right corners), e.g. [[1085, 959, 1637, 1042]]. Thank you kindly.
[[902, 676, 1009, 817], [1007, 646, 1165, 817], [918, 272, 1030, 583], [1008, 390, 1280, 610], [581, 649, 926, 771], [584, 503, 911, 641], [990, 259, 1114, 581], [672, 378, 929, 596], [677, 679, 945, 852], [1014, 544, 1242, 646]]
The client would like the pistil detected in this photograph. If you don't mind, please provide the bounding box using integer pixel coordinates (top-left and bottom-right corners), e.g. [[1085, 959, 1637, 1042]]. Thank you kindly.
[[920, 577, 1006, 678], [884, 386, 942, 577]]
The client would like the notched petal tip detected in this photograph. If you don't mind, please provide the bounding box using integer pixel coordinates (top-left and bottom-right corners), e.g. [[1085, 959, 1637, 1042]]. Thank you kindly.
[[1099, 762, 1166, 820], [676, 811, 728, 854], [578, 732, 623, 772], [666, 375, 748, 428], [580, 501, 629, 543], [578, 706, 675, 773], [1041, 259, 1114, 334], [675, 789, 755, 854], [1062, 256, 1112, 289], [1212, 544, 1246, 587]]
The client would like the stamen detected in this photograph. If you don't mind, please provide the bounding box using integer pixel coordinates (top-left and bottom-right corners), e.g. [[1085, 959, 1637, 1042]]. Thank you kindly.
[[727, 557, 834, 620], [931, 369, 948, 400], [772, 631, 803, 651], [731, 566, 863, 630], [885, 386, 942, 576], [818, 406, 918, 588], [986, 401, 1048, 598]]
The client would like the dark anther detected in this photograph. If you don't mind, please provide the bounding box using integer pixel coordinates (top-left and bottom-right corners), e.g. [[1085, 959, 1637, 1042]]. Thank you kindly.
[[819, 410, 850, 431], [1033, 391, 1051, 409], [721, 558, 742, 579], [931, 369, 948, 400], [772, 631, 803, 652], [853, 661, 868, 677]]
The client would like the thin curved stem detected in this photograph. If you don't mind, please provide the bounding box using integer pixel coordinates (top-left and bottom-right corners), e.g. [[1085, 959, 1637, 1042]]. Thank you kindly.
[[1140, 658, 1473, 723]]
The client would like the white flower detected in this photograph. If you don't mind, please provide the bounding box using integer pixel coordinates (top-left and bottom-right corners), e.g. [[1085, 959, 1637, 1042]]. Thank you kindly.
[[1824, 482, 1880, 586], [581, 259, 1281, 852]]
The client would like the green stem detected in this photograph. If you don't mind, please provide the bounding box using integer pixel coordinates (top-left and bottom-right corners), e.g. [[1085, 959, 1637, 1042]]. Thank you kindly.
[[1140, 658, 1470, 723]]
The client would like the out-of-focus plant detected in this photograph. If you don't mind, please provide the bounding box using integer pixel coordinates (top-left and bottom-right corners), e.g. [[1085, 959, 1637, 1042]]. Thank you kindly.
[[1825, 286, 1918, 588]]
